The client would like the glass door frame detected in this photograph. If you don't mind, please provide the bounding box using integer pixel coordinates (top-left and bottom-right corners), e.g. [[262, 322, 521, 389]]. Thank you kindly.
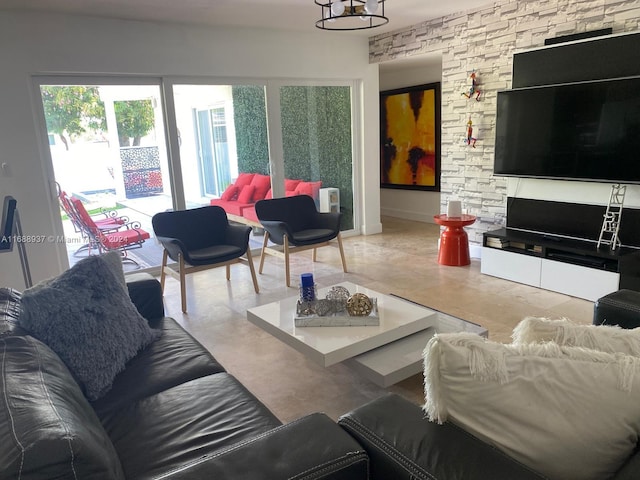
[[267, 78, 362, 232], [161, 76, 269, 212], [263, 78, 362, 233], [32, 74, 363, 270], [31, 74, 178, 272], [163, 76, 362, 235]]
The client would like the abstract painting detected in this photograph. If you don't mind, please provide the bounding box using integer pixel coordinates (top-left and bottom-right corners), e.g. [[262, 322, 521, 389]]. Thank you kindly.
[[380, 83, 441, 191]]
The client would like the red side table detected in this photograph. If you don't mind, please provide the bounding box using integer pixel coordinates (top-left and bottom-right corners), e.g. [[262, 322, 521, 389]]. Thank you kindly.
[[433, 214, 477, 266]]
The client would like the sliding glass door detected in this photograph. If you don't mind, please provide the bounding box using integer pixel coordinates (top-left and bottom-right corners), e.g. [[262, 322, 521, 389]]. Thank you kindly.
[[170, 83, 269, 208], [169, 80, 357, 232], [279, 84, 354, 230], [36, 79, 173, 271], [35, 76, 358, 273], [195, 106, 231, 197]]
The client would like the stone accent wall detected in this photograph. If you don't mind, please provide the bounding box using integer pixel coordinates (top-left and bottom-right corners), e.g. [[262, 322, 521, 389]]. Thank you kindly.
[[369, 0, 640, 244]]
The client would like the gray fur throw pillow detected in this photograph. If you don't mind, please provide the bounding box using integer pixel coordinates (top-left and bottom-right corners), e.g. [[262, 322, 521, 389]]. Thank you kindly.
[[19, 253, 161, 400]]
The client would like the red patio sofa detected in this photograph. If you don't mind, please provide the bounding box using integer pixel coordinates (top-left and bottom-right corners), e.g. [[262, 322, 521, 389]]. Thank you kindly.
[[210, 172, 321, 226]]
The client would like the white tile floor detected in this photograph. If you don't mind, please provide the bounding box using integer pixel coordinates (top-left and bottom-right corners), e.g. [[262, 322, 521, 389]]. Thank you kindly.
[[155, 216, 594, 422]]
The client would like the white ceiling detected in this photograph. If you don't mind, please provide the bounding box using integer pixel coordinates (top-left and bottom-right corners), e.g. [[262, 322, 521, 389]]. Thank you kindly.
[[0, 0, 494, 37]]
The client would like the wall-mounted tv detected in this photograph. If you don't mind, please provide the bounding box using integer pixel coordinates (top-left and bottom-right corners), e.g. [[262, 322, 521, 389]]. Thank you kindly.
[[494, 76, 640, 183]]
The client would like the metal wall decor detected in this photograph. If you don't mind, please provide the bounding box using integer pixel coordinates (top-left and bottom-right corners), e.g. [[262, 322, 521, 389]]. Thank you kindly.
[[315, 0, 388, 31]]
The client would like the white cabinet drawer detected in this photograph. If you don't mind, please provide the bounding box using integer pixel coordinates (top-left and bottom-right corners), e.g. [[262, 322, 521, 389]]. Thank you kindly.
[[540, 259, 619, 302], [481, 247, 541, 287]]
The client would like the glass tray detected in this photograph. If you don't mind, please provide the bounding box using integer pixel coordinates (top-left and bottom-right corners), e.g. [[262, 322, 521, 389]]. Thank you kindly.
[[294, 297, 379, 327]]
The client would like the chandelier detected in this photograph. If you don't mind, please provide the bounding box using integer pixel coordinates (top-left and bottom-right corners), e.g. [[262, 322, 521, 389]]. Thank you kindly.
[[315, 0, 388, 31]]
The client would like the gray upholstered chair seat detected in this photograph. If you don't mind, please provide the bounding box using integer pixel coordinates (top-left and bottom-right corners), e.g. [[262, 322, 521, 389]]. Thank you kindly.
[[187, 245, 243, 265], [291, 228, 336, 244]]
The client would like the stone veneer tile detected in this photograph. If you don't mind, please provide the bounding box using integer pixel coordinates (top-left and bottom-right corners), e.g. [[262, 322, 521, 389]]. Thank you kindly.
[[370, 0, 640, 244]]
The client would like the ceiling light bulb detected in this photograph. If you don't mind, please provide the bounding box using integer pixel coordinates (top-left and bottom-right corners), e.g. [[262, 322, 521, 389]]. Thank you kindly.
[[331, 1, 346, 17], [364, 0, 378, 14]]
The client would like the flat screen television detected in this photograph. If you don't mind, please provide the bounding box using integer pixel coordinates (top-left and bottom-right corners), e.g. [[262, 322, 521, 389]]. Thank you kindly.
[[494, 76, 640, 183]]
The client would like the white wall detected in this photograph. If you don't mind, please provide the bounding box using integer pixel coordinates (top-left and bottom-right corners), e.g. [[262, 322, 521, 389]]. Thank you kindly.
[[379, 56, 442, 223], [0, 11, 381, 288]]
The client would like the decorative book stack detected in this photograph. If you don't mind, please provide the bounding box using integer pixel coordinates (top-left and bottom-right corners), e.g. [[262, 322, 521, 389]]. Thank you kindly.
[[486, 237, 509, 249]]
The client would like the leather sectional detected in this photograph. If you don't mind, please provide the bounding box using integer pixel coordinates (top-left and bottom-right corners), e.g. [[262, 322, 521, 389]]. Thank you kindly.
[[2, 274, 640, 479], [0, 276, 366, 479]]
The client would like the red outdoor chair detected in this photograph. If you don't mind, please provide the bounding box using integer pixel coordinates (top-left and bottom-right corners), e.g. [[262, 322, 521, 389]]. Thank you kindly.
[[57, 186, 130, 255], [69, 196, 150, 265], [57, 184, 128, 229]]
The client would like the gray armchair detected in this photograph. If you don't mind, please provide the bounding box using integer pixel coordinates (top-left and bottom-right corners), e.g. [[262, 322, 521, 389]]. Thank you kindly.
[[152, 206, 259, 312], [255, 195, 347, 287]]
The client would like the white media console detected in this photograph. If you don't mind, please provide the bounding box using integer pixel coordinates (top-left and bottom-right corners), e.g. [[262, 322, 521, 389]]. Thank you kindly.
[[481, 245, 619, 302], [481, 228, 640, 302]]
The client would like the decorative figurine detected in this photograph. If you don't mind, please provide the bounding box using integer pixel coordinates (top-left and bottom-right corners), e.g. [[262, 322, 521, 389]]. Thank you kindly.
[[462, 70, 481, 101], [326, 285, 351, 301], [346, 293, 374, 317], [465, 117, 477, 148], [314, 299, 334, 316], [294, 286, 379, 326], [326, 286, 351, 313]]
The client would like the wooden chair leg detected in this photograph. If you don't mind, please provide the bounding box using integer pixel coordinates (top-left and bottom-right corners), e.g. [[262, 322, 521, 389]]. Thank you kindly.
[[259, 231, 269, 274], [337, 233, 348, 273], [226, 264, 231, 281], [284, 234, 291, 287], [179, 254, 187, 313], [246, 248, 260, 293], [160, 249, 168, 292], [312, 247, 317, 262]]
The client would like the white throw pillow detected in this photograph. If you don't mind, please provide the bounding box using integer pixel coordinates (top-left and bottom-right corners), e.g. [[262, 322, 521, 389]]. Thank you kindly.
[[512, 316, 640, 356], [423, 332, 640, 480]]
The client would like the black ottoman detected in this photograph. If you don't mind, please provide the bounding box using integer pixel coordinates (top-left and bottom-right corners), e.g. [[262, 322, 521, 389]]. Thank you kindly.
[[593, 289, 640, 329]]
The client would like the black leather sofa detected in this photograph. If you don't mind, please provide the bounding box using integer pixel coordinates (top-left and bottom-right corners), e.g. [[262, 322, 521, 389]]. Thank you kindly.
[[336, 289, 640, 480], [339, 393, 547, 480], [0, 275, 367, 480], [3, 275, 640, 480]]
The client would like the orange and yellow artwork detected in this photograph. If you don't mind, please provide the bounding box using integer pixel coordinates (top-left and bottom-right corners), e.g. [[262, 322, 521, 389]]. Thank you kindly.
[[380, 83, 440, 190]]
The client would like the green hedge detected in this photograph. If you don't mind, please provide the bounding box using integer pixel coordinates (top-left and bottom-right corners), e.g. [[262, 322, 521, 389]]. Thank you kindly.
[[232, 86, 270, 175], [233, 85, 353, 230]]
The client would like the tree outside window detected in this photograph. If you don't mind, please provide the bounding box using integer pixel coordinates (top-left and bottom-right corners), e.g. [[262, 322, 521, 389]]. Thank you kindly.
[[114, 99, 155, 147]]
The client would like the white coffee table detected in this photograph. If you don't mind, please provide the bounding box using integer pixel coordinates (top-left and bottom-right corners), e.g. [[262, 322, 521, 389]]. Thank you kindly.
[[247, 282, 487, 387]]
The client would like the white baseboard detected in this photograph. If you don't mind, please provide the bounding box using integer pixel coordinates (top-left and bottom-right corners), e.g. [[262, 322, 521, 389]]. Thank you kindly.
[[361, 221, 383, 235], [380, 207, 435, 224]]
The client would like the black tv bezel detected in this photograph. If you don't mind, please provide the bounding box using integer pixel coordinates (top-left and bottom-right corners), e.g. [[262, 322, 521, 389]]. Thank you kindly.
[[493, 75, 640, 184]]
